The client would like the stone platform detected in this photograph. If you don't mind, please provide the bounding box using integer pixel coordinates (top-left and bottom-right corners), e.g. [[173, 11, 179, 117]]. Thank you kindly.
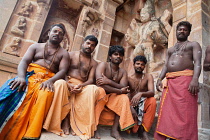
[[40, 126, 154, 140]]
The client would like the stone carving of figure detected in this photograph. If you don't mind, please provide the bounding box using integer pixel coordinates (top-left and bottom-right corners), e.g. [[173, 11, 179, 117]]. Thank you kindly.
[[125, 0, 172, 72], [18, 1, 33, 17], [82, 9, 99, 36], [3, 37, 21, 56], [11, 16, 27, 37]]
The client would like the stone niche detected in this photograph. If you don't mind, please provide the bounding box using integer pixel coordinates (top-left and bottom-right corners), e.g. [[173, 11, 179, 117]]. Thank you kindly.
[[38, 0, 82, 51]]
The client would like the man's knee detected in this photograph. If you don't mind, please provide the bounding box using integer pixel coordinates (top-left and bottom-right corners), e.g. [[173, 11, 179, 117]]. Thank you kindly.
[[147, 97, 157, 108], [54, 79, 67, 87], [117, 94, 130, 103]]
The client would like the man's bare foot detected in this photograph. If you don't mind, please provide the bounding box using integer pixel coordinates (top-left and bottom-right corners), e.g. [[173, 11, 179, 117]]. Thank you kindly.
[[70, 129, 76, 136], [62, 128, 70, 135], [111, 130, 124, 140], [92, 130, 101, 139], [142, 131, 150, 140]]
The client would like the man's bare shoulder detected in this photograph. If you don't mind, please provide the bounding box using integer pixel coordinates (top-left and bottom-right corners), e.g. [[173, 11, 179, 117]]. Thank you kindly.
[[91, 59, 98, 67], [68, 51, 79, 58]]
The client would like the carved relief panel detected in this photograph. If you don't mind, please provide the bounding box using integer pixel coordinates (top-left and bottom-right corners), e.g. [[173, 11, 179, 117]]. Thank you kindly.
[[125, 0, 172, 73]]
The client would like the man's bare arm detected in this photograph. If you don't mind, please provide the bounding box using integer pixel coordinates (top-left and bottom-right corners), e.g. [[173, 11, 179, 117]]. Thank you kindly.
[[96, 62, 128, 94], [141, 74, 155, 97], [156, 50, 169, 92], [9, 44, 37, 91], [40, 50, 70, 92], [188, 41, 202, 94], [80, 61, 98, 87]]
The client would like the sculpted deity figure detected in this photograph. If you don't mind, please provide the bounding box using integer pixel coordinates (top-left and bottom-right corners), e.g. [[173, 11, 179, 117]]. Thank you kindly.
[[125, 0, 172, 72], [11, 16, 27, 37], [18, 1, 33, 17], [3, 37, 21, 56]]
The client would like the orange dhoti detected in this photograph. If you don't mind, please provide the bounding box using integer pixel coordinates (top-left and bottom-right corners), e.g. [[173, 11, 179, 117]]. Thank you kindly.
[[0, 63, 55, 140], [132, 97, 157, 133], [69, 78, 107, 140], [44, 78, 107, 140], [43, 79, 71, 135], [99, 93, 135, 131]]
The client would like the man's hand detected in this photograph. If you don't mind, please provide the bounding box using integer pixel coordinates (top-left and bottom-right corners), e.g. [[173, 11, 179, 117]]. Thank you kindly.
[[131, 92, 142, 107], [188, 79, 199, 95], [119, 86, 130, 94], [156, 79, 163, 92], [130, 106, 138, 122], [96, 73, 111, 86], [9, 77, 26, 92], [70, 84, 82, 94], [40, 79, 54, 92]]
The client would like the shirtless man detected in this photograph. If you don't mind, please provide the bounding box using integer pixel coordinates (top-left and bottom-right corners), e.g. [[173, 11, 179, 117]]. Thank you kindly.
[[44, 35, 107, 140], [96, 45, 134, 140], [203, 46, 210, 71], [154, 21, 202, 140], [128, 55, 156, 140], [0, 23, 70, 140]]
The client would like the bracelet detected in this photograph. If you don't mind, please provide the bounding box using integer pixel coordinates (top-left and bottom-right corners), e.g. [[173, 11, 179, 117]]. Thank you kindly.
[[158, 78, 162, 80]]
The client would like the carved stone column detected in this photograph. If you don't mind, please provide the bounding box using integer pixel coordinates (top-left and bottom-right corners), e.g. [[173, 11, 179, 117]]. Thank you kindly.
[[72, 0, 123, 62]]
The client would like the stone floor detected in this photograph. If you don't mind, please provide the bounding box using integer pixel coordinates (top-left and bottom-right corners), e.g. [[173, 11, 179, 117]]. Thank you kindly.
[[40, 126, 154, 140]]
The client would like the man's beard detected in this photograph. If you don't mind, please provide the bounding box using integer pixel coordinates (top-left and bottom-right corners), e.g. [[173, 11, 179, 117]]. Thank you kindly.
[[135, 69, 143, 74]]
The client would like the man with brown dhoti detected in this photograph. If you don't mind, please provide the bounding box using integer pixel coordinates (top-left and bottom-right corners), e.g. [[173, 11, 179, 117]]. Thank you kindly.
[[0, 23, 70, 140], [154, 21, 202, 140], [43, 35, 107, 140], [96, 45, 135, 140], [128, 55, 156, 140]]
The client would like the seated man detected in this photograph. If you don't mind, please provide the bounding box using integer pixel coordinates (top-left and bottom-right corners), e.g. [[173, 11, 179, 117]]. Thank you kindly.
[[0, 23, 70, 140], [128, 55, 156, 140], [43, 35, 107, 140], [96, 45, 135, 140], [204, 46, 210, 71]]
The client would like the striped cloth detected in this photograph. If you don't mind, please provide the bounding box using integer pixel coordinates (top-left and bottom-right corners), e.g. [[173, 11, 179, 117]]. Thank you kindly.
[[0, 71, 34, 132]]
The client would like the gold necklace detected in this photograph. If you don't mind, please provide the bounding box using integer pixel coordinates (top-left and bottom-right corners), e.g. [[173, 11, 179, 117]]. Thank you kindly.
[[134, 73, 144, 93], [174, 41, 188, 57], [110, 62, 119, 81], [43, 42, 60, 73]]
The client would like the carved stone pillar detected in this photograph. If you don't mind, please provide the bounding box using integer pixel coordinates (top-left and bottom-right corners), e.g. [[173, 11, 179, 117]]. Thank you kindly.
[[72, 0, 123, 62], [94, 0, 123, 62]]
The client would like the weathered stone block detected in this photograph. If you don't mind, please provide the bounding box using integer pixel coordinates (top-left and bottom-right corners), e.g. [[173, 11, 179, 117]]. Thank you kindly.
[[173, 4, 187, 22], [95, 45, 109, 62], [171, 0, 186, 8], [100, 31, 111, 46]]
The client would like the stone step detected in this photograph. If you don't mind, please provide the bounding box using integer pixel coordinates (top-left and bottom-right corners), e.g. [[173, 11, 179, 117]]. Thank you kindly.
[[40, 126, 154, 140]]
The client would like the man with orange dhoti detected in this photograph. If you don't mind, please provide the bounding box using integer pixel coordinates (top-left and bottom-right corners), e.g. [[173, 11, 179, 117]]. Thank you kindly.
[[43, 35, 107, 140], [128, 55, 156, 140], [0, 23, 70, 140], [155, 21, 201, 140], [96, 45, 135, 140]]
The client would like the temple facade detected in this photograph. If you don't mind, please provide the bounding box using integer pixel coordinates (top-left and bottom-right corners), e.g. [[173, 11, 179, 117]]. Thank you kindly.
[[0, 0, 210, 138]]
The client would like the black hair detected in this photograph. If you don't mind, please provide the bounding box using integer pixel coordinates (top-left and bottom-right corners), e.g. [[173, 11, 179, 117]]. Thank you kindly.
[[133, 55, 147, 64], [84, 35, 98, 46], [50, 23, 66, 35], [108, 45, 124, 56], [176, 21, 192, 32]]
